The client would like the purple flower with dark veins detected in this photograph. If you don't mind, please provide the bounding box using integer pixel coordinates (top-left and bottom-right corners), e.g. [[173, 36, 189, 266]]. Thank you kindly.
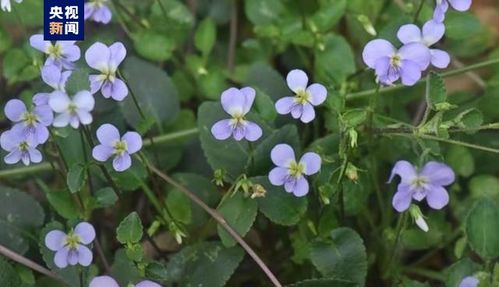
[[211, 87, 262, 142], [0, 128, 42, 165], [275, 69, 327, 123], [45, 222, 95, 268], [389, 160, 455, 212], [268, 144, 321, 197], [363, 39, 431, 86], [397, 20, 450, 69], [4, 99, 53, 144], [85, 42, 128, 101], [49, 91, 95, 129], [90, 276, 161, 287], [434, 0, 472, 22], [41, 64, 71, 92], [29, 34, 81, 69], [458, 276, 479, 287], [84, 0, 112, 24], [92, 123, 143, 172]]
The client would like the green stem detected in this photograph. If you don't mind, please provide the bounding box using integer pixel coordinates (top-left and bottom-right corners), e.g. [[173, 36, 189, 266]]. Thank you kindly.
[[117, 69, 146, 120], [413, 0, 425, 22], [417, 75, 432, 128], [347, 58, 499, 100], [402, 267, 446, 282], [384, 212, 408, 278]]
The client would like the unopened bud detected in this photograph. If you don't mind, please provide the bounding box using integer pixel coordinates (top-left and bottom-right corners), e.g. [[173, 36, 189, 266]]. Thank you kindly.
[[251, 184, 266, 199], [345, 163, 359, 182], [213, 169, 227, 187], [169, 222, 186, 245], [357, 15, 376, 36], [409, 205, 429, 232], [147, 220, 161, 237], [348, 128, 358, 148]]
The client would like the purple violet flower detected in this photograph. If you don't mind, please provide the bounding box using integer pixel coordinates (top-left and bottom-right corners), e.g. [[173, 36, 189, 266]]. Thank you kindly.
[[92, 123, 143, 172], [397, 20, 450, 69], [458, 276, 479, 287], [45, 222, 95, 268], [211, 87, 263, 142], [389, 160, 455, 212], [85, 42, 128, 101], [275, 69, 327, 123], [41, 64, 72, 92], [434, 0, 472, 22], [362, 39, 431, 86], [1, 0, 22, 12], [4, 99, 53, 144], [29, 34, 81, 70], [0, 128, 42, 165], [89, 276, 161, 287], [49, 91, 95, 129], [84, 0, 112, 24], [268, 144, 321, 197]]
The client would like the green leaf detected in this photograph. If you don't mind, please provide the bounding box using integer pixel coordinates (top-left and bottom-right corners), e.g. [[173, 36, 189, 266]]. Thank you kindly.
[[288, 278, 357, 287], [465, 199, 499, 259], [444, 258, 480, 287], [165, 242, 244, 286], [310, 227, 367, 286], [94, 187, 118, 208], [314, 34, 355, 84], [166, 188, 192, 225], [343, 109, 367, 127], [116, 212, 144, 244], [0, 186, 44, 254], [447, 146, 474, 177], [65, 68, 90, 95], [245, 62, 289, 101], [311, 0, 347, 32], [428, 72, 447, 110], [253, 87, 277, 122], [469, 175, 499, 200], [252, 176, 307, 226], [0, 27, 12, 54], [45, 191, 79, 220], [217, 192, 258, 247], [197, 102, 250, 176], [132, 31, 175, 61], [3, 49, 30, 84], [194, 18, 217, 56], [458, 109, 483, 130], [67, 164, 87, 194], [110, 249, 141, 286], [0, 257, 22, 287], [445, 12, 482, 40], [121, 57, 180, 129], [244, 0, 284, 25]]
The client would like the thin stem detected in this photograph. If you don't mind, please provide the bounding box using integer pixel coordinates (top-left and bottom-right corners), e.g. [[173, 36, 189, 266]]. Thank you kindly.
[[346, 58, 499, 100], [117, 69, 146, 120], [413, 0, 425, 22], [94, 238, 111, 273], [227, 0, 238, 71], [403, 267, 446, 282], [0, 244, 65, 284], [384, 212, 408, 278], [146, 164, 283, 287]]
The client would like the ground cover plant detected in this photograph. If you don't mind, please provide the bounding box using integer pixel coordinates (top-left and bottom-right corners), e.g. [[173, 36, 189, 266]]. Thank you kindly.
[[0, 0, 498, 286]]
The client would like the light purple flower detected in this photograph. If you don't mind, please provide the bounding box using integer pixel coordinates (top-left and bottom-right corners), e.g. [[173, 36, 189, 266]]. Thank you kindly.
[[29, 34, 81, 69], [41, 64, 71, 92], [268, 144, 321, 197], [84, 0, 112, 24], [45, 222, 95, 269], [92, 124, 142, 172], [389, 160, 455, 212], [49, 91, 95, 129], [89, 276, 161, 287], [275, 69, 327, 123], [211, 87, 263, 142], [434, 0, 472, 22], [85, 42, 128, 101], [1, 0, 22, 12], [397, 20, 450, 69], [459, 276, 479, 287], [0, 128, 42, 165], [363, 39, 431, 86], [4, 99, 53, 144]]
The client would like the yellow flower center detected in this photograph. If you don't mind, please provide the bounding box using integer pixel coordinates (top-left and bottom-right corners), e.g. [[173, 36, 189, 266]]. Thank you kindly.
[[48, 43, 62, 58], [113, 140, 128, 156], [64, 232, 81, 249], [411, 176, 427, 188], [19, 141, 29, 152], [294, 89, 310, 105], [22, 112, 38, 126], [390, 53, 402, 67], [289, 161, 305, 178], [68, 102, 78, 114], [230, 112, 246, 127]]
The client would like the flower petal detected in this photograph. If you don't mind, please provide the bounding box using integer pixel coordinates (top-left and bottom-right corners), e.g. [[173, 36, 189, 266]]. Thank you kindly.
[[0, 130, 18, 151], [103, 79, 128, 101], [392, 183, 413, 212], [275, 97, 295, 115], [77, 245, 93, 266], [449, 0, 472, 11], [292, 177, 309, 197], [89, 276, 120, 287], [52, 113, 71, 127], [220, 88, 245, 116], [5, 150, 22, 165], [422, 20, 445, 46], [85, 42, 111, 71], [430, 49, 450, 69], [29, 34, 50, 53], [74, 91, 95, 111], [362, 39, 396, 68], [45, 230, 66, 251], [59, 42, 81, 62], [388, 160, 417, 184], [113, 153, 132, 172], [397, 24, 422, 44], [92, 144, 114, 162], [425, 185, 449, 209], [33, 93, 50, 106], [300, 152, 321, 175], [92, 5, 112, 24], [240, 87, 256, 114], [458, 276, 479, 287], [41, 64, 62, 90], [300, 103, 315, 123], [286, 69, 308, 93], [306, 83, 327, 106], [420, 161, 455, 186], [268, 167, 289, 186], [122, 131, 143, 154], [135, 280, 162, 287], [271, 144, 295, 167], [54, 247, 69, 268], [28, 147, 42, 163], [77, 110, 93, 125], [5, 99, 27, 122], [109, 42, 127, 71], [96, 123, 120, 145], [211, 119, 232, 140], [433, 0, 448, 22], [375, 57, 399, 85], [244, 121, 262, 142], [399, 43, 431, 70], [400, 60, 422, 86], [49, 91, 71, 113], [34, 105, 54, 126], [89, 75, 104, 94], [74, 222, 96, 244]]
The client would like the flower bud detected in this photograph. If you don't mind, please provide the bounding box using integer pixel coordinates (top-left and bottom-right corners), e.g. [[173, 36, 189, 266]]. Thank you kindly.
[[409, 205, 429, 232], [251, 184, 266, 199], [213, 169, 227, 187], [345, 163, 359, 182]]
